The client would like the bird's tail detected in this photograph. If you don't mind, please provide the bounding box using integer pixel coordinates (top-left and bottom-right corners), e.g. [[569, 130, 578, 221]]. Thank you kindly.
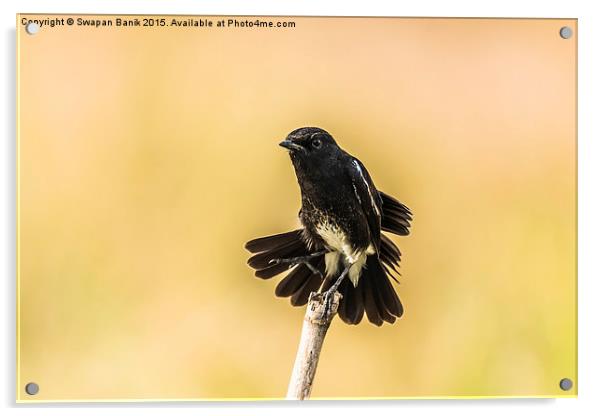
[[244, 230, 325, 306], [245, 230, 404, 325], [328, 255, 404, 326]]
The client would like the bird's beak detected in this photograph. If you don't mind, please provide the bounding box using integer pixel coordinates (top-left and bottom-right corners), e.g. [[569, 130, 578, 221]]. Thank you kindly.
[[279, 139, 305, 153]]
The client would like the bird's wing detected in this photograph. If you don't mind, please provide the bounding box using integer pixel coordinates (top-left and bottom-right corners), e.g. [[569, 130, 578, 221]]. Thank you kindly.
[[348, 158, 383, 253], [379, 191, 412, 236]]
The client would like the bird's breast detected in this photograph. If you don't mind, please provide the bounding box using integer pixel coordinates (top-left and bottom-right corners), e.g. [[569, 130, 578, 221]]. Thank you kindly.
[[315, 219, 375, 285], [316, 220, 374, 264], [315, 220, 349, 256]]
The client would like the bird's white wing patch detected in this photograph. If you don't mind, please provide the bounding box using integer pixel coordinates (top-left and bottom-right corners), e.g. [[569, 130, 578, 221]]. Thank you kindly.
[[352, 159, 380, 217]]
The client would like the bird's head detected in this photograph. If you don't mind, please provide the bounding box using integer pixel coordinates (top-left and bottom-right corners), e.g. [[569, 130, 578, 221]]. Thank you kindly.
[[279, 127, 338, 163]]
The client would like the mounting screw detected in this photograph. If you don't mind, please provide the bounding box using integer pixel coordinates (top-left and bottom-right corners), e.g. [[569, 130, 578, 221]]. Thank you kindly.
[[25, 382, 39, 395], [559, 378, 573, 391], [559, 26, 573, 39], [25, 22, 40, 35]]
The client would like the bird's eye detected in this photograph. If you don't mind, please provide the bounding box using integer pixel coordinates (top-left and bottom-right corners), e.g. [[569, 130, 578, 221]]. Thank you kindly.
[[311, 138, 322, 149]]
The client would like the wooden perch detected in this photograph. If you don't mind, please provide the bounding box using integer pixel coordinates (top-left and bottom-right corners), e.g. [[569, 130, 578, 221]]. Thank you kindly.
[[286, 291, 342, 400]]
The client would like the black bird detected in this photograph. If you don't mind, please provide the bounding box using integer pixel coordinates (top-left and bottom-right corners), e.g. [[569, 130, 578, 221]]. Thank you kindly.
[[245, 127, 412, 326]]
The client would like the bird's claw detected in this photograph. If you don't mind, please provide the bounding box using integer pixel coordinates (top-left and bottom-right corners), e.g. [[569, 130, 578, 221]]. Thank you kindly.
[[303, 262, 323, 277], [268, 257, 324, 278], [320, 288, 338, 320]]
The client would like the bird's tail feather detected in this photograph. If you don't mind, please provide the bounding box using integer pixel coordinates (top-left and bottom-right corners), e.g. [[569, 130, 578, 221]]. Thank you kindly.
[[328, 255, 403, 326], [274, 257, 325, 307], [288, 258, 325, 307], [245, 229, 324, 306], [244, 230, 403, 324], [245, 230, 309, 279], [244, 229, 304, 253], [379, 191, 412, 236]]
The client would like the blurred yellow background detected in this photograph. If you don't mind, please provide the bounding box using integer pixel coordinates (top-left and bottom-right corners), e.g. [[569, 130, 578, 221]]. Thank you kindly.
[[17, 16, 576, 401]]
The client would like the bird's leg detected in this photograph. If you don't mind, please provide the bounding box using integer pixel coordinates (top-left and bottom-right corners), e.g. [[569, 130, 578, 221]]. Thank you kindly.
[[321, 262, 352, 318], [269, 250, 327, 277]]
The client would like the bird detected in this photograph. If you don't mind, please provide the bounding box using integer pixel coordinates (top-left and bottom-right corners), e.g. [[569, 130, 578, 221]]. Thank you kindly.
[[244, 127, 412, 326]]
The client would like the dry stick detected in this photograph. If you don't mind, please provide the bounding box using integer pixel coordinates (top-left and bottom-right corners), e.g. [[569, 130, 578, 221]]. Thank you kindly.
[[286, 291, 342, 400]]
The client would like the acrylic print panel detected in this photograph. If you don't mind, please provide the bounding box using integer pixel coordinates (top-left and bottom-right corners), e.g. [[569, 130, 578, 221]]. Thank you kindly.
[[16, 15, 577, 401]]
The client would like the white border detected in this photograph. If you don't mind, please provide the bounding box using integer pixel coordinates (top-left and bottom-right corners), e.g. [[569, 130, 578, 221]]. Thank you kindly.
[[2, 1, 601, 415]]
